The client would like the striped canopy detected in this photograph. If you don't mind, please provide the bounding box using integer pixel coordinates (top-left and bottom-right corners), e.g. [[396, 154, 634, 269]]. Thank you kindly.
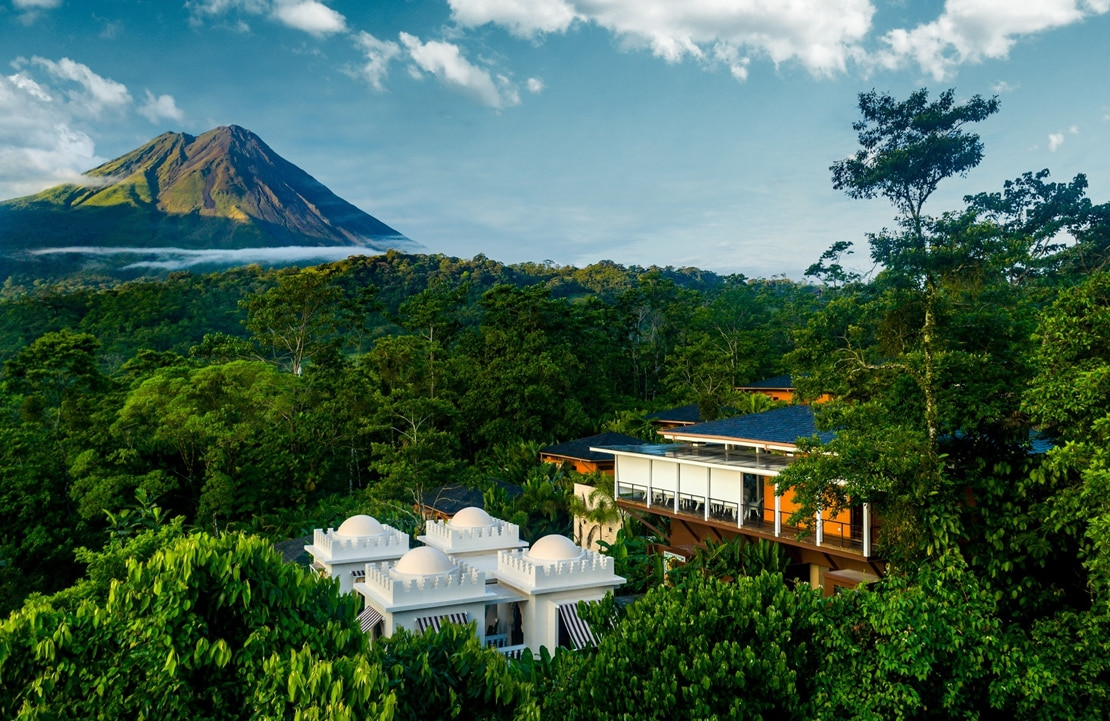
[[558, 602, 599, 650], [357, 606, 383, 633], [414, 612, 472, 633]]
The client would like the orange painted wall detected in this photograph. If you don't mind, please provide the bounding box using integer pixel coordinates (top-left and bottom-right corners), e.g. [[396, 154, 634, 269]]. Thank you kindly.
[[760, 480, 855, 532]]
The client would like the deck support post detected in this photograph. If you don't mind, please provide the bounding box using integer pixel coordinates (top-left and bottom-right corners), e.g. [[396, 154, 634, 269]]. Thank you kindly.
[[774, 491, 781, 537], [863, 503, 871, 557]]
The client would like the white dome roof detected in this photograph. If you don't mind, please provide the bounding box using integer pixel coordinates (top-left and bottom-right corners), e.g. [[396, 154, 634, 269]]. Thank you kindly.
[[394, 546, 456, 576], [527, 534, 583, 562], [336, 514, 385, 537], [449, 506, 494, 529]]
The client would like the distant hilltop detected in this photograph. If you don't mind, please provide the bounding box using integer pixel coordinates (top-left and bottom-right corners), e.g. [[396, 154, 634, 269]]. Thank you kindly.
[[0, 125, 420, 279]]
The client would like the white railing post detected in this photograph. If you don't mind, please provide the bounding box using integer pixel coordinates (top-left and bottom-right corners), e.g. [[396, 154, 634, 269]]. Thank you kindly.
[[774, 490, 782, 537], [815, 511, 823, 546]]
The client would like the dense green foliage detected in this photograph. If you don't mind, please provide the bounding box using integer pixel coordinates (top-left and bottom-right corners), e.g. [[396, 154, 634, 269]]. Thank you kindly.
[[0, 252, 803, 611], [4, 87, 1110, 717]]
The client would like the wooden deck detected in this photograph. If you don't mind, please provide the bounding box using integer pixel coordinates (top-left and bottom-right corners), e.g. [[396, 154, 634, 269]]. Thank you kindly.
[[616, 496, 885, 575]]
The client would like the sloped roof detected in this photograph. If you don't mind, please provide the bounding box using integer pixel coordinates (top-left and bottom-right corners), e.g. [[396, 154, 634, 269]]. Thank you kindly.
[[665, 404, 834, 446], [421, 480, 522, 517], [274, 536, 312, 565], [646, 404, 703, 425], [738, 374, 793, 390], [540, 431, 647, 462]]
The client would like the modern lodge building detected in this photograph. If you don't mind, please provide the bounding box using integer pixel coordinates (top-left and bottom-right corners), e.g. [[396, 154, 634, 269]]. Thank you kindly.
[[594, 404, 883, 594]]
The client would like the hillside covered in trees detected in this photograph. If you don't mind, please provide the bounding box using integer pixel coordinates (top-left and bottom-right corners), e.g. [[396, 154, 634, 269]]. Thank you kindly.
[[3, 88, 1110, 718]]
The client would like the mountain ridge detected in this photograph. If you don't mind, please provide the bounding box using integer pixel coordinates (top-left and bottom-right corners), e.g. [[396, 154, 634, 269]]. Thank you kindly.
[[0, 126, 419, 276]]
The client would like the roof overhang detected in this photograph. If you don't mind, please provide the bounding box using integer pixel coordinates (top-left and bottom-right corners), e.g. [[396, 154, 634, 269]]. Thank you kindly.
[[591, 444, 792, 477], [659, 431, 798, 453]]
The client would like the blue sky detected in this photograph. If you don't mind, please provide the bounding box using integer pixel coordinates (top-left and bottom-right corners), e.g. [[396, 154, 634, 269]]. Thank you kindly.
[[2, 0, 1109, 278]]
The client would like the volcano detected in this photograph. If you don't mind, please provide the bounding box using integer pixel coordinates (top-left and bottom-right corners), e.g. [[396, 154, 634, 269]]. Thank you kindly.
[[0, 125, 419, 277]]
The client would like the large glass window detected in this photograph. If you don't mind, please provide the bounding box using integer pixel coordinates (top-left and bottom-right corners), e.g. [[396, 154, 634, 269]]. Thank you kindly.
[[743, 473, 763, 522]]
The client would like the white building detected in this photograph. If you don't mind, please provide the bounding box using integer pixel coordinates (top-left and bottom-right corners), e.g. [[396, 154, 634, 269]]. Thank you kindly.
[[419, 506, 528, 572], [307, 508, 624, 656], [495, 534, 622, 653], [303, 514, 409, 593]]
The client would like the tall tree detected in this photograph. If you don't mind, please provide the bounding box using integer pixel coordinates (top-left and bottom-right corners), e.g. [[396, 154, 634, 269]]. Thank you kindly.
[[241, 267, 343, 375], [829, 87, 999, 444], [785, 88, 1017, 563]]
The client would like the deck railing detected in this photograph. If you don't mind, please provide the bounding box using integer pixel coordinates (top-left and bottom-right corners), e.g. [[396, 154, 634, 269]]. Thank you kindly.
[[617, 485, 877, 557]]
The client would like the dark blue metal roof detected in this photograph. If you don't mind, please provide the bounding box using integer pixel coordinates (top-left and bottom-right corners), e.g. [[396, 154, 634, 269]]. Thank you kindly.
[[540, 431, 647, 462], [646, 403, 703, 424], [739, 374, 793, 389], [1029, 436, 1055, 455], [422, 480, 522, 516], [669, 404, 834, 446]]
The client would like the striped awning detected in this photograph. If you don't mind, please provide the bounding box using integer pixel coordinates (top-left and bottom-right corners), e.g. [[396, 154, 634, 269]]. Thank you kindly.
[[414, 611, 471, 633], [351, 569, 366, 583], [557, 602, 599, 650], [357, 606, 383, 633]]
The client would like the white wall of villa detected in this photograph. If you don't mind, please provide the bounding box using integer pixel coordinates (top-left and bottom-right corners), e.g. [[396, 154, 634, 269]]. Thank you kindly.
[[420, 507, 528, 558], [307, 508, 625, 656], [304, 515, 410, 593], [496, 545, 620, 594]]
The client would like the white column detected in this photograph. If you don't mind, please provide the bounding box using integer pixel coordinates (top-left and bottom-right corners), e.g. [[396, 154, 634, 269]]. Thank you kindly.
[[815, 511, 823, 547], [863, 503, 871, 557], [646, 459, 653, 508], [738, 475, 745, 529], [704, 467, 711, 521], [674, 463, 681, 514], [774, 490, 782, 537]]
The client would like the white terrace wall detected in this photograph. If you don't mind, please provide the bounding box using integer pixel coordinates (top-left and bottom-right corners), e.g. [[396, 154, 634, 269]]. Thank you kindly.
[[310, 526, 409, 562], [496, 548, 618, 593], [423, 518, 522, 554], [360, 560, 486, 608]]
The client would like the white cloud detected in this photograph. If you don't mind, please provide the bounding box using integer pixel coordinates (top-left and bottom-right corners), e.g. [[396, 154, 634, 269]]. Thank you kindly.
[[448, 0, 874, 77], [27, 57, 131, 116], [28, 246, 417, 270], [399, 32, 519, 109], [1048, 132, 1065, 152], [0, 57, 182, 199], [0, 71, 104, 198], [448, 0, 579, 37], [7, 71, 51, 101], [186, 0, 345, 36], [354, 31, 401, 91], [991, 80, 1015, 93], [712, 42, 750, 82], [185, 0, 268, 19], [138, 90, 185, 123], [272, 0, 346, 35], [526, 77, 544, 93], [878, 0, 1110, 81], [13, 0, 63, 8]]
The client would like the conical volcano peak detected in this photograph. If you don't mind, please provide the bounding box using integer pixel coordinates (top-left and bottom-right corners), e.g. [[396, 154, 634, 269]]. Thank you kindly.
[[0, 126, 419, 260]]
